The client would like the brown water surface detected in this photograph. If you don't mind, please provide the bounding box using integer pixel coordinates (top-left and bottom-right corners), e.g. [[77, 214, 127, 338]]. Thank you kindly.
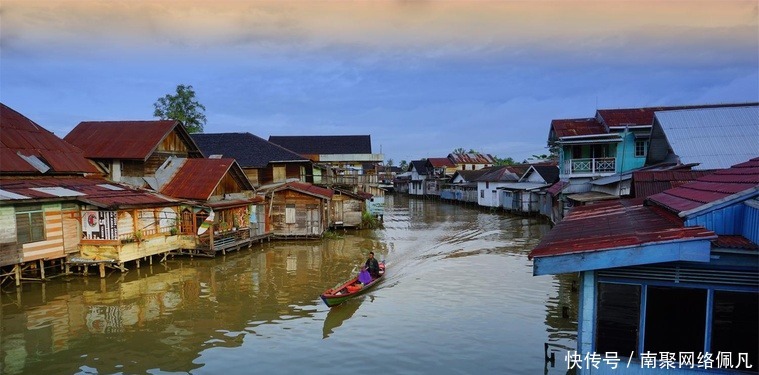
[[1, 195, 577, 374]]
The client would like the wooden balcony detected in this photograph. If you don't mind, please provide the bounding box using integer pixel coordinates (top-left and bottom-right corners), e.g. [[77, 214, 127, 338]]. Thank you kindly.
[[563, 157, 616, 176]]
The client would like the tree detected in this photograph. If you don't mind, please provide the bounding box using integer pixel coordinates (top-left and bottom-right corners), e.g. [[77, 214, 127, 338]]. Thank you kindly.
[[493, 156, 516, 166], [452, 147, 466, 154], [386, 159, 394, 167], [399, 160, 408, 170], [153, 84, 207, 133]]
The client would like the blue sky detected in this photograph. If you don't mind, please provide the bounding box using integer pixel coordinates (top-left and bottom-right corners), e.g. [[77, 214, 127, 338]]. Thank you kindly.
[[1, 1, 757, 164]]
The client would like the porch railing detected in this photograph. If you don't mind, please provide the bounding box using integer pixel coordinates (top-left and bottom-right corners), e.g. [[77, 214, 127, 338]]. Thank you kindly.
[[565, 157, 616, 175]]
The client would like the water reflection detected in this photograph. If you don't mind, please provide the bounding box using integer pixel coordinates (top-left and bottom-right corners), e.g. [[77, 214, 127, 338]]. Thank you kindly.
[[322, 299, 362, 339], [2, 195, 576, 375]]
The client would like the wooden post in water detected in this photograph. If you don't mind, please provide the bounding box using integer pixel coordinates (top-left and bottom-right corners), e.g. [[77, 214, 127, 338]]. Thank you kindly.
[[39, 259, 45, 280], [14, 264, 21, 287], [99, 263, 106, 278]]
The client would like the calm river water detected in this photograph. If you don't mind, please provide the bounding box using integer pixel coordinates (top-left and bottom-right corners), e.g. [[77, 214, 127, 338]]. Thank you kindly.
[[1, 195, 577, 374]]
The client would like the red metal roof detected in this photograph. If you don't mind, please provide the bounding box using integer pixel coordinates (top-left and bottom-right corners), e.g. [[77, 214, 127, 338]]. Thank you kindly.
[[0, 177, 177, 208], [427, 157, 455, 168], [161, 158, 247, 201], [284, 181, 334, 199], [647, 157, 759, 214], [546, 180, 568, 196], [1, 103, 99, 174], [64, 120, 182, 160], [633, 170, 716, 198], [712, 235, 758, 250], [529, 199, 715, 259], [550, 118, 606, 138], [597, 103, 758, 127], [447, 153, 496, 165]]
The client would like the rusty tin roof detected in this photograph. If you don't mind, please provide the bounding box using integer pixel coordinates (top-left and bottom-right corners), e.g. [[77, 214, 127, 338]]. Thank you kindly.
[[65, 120, 202, 161], [1, 103, 99, 174]]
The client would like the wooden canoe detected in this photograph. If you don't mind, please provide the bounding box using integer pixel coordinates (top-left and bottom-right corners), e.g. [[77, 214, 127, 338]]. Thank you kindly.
[[320, 262, 385, 307]]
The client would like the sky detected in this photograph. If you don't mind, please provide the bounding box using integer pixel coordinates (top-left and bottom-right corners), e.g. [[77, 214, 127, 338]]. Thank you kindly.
[[1, 0, 757, 164]]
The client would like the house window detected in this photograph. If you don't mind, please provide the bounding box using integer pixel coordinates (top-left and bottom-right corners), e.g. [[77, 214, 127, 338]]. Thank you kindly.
[[644, 286, 706, 355], [711, 291, 758, 367], [635, 141, 647, 157], [285, 204, 296, 224], [596, 283, 641, 357], [595, 280, 758, 368], [480, 190, 484, 198], [16, 205, 46, 244], [273, 166, 286, 182]]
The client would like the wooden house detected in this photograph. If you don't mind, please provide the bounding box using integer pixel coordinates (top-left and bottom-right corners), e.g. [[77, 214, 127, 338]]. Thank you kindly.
[[262, 182, 333, 238], [330, 189, 367, 228], [160, 158, 267, 255], [408, 160, 428, 197], [475, 165, 528, 208], [268, 135, 384, 196], [191, 132, 313, 187], [530, 158, 759, 372], [64, 120, 203, 189], [498, 164, 558, 214], [1, 103, 100, 284], [424, 158, 456, 197], [441, 169, 490, 203]]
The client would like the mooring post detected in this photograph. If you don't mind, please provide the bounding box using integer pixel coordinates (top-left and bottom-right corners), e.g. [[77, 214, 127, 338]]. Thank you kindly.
[[14, 264, 21, 287]]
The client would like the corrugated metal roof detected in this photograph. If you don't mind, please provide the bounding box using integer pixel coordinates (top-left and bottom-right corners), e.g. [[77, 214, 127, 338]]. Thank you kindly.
[[192, 133, 308, 168], [546, 180, 568, 196], [427, 157, 455, 168], [1, 103, 100, 174], [712, 235, 758, 250], [268, 135, 372, 155], [447, 152, 496, 165], [475, 165, 528, 182], [648, 157, 759, 214], [65, 120, 202, 160], [283, 181, 334, 199], [633, 170, 714, 198], [597, 103, 756, 127], [0, 177, 178, 208], [653, 106, 759, 169], [529, 199, 715, 259], [550, 118, 606, 138], [161, 158, 252, 201], [451, 168, 491, 182]]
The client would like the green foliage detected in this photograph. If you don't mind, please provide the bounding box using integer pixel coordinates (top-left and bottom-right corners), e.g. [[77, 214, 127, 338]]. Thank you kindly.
[[493, 156, 516, 166], [361, 210, 380, 229], [386, 158, 394, 167], [153, 84, 207, 133], [399, 160, 408, 170], [323, 230, 345, 239]]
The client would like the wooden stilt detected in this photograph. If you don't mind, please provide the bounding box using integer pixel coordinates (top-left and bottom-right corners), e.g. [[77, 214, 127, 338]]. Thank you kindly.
[[136, 259, 140, 269], [99, 263, 106, 278], [39, 259, 45, 280], [14, 264, 21, 287]]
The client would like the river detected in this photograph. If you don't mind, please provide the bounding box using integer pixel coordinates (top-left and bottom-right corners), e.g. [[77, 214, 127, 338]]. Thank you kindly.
[[0, 195, 577, 374]]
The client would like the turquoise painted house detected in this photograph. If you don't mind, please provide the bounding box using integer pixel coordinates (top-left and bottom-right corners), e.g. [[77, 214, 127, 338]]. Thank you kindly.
[[530, 158, 759, 374]]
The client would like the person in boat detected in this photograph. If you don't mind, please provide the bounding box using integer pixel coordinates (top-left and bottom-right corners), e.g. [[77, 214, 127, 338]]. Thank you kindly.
[[365, 251, 380, 279]]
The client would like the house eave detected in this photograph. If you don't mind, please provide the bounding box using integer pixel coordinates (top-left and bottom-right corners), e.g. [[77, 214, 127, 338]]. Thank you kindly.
[[532, 237, 714, 276]]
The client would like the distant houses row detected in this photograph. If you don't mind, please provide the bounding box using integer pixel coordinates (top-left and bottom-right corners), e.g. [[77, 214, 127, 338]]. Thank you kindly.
[[0, 103, 385, 286], [394, 103, 759, 225]]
